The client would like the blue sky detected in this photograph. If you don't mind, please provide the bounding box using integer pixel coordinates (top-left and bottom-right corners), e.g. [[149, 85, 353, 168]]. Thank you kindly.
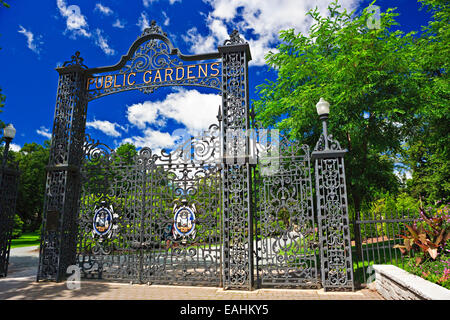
[[0, 0, 432, 153]]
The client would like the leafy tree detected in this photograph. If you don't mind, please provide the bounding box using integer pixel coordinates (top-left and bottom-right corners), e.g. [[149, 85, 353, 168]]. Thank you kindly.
[[115, 143, 138, 165], [402, 0, 450, 203], [254, 1, 417, 220], [14, 141, 50, 231]]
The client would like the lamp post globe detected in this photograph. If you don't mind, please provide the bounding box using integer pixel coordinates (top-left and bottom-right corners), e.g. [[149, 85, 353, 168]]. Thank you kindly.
[[316, 98, 330, 150], [3, 124, 16, 140], [316, 97, 330, 120], [2, 123, 16, 168]]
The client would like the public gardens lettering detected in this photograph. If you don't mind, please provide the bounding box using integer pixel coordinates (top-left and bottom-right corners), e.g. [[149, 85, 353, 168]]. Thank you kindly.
[[86, 62, 220, 90]]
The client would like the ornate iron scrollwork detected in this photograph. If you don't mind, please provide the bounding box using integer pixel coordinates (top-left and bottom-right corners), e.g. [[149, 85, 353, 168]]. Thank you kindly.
[[312, 132, 354, 291], [62, 51, 88, 69], [77, 126, 222, 285], [85, 22, 222, 101], [120, 40, 182, 74], [37, 23, 356, 292], [314, 133, 343, 152], [139, 20, 168, 38], [253, 127, 320, 288]]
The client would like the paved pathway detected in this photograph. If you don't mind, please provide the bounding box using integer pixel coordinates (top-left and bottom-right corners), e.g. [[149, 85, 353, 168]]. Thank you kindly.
[[0, 246, 383, 300]]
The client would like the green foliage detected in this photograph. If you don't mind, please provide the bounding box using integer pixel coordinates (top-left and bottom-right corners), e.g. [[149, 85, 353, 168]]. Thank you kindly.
[[0, 1, 10, 8], [402, 254, 450, 289], [12, 214, 24, 239], [394, 205, 450, 264], [14, 141, 50, 231], [254, 0, 415, 215], [401, 0, 450, 203], [115, 143, 138, 165], [10, 232, 40, 249], [369, 192, 419, 217], [78, 143, 222, 250], [83, 143, 138, 195], [254, 0, 450, 216], [11, 232, 40, 249], [350, 193, 419, 241]]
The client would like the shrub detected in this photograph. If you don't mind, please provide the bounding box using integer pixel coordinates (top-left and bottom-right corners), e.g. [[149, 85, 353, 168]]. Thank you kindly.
[[394, 204, 449, 263], [391, 204, 449, 289], [12, 214, 24, 239]]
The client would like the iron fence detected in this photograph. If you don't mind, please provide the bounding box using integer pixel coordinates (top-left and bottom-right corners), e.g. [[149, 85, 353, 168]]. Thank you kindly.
[[352, 208, 420, 286], [0, 165, 20, 277]]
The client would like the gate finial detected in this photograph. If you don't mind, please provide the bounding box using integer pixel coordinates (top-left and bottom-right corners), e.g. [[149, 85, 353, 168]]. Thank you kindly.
[[217, 105, 222, 122], [62, 51, 88, 69], [223, 29, 245, 45], [140, 20, 168, 38]]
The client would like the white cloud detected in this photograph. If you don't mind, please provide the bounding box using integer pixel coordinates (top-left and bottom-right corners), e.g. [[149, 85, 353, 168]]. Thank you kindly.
[[142, 0, 155, 7], [137, 11, 150, 31], [37, 126, 52, 139], [10, 143, 21, 152], [94, 28, 116, 55], [56, 2, 115, 56], [122, 128, 178, 151], [94, 3, 113, 16], [57, 0, 91, 38], [86, 120, 125, 137], [143, 0, 181, 6], [162, 11, 170, 26], [112, 19, 125, 29], [182, 26, 220, 54], [127, 102, 161, 130], [122, 89, 220, 155], [126, 89, 221, 136], [18, 25, 43, 55], [184, 0, 360, 66]]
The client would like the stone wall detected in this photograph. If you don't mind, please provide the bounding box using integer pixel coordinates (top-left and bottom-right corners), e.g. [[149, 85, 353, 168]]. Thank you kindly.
[[372, 264, 450, 300]]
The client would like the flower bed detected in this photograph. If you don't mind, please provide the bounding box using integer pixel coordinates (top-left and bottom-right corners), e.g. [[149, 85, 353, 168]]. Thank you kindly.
[[392, 204, 450, 290], [401, 255, 450, 290]]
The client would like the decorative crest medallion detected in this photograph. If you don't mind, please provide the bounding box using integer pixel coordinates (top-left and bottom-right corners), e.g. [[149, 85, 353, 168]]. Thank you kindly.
[[92, 202, 118, 240], [172, 200, 197, 244]]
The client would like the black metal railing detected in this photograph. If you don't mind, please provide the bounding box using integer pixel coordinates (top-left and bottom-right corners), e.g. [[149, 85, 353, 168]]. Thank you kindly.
[[0, 165, 20, 277], [352, 209, 420, 286]]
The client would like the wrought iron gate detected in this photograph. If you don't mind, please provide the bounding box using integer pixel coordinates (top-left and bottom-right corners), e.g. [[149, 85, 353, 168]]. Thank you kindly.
[[37, 21, 355, 290], [77, 125, 222, 286], [253, 127, 320, 288]]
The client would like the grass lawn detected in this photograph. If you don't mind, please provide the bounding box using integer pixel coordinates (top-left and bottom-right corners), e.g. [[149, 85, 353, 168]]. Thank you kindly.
[[10, 232, 40, 249], [351, 239, 409, 284]]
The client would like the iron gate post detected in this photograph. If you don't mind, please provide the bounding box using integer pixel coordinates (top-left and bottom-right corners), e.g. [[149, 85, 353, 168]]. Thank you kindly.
[[311, 100, 355, 291], [37, 53, 88, 282], [218, 31, 254, 290], [0, 165, 19, 277]]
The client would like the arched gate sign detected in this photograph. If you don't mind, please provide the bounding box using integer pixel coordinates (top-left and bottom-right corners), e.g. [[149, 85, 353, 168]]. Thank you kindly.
[[36, 21, 354, 291]]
